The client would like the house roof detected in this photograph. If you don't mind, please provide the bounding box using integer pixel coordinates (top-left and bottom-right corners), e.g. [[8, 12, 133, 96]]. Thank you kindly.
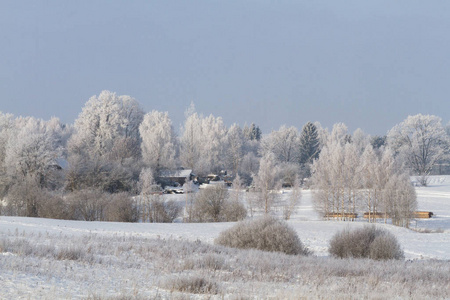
[[159, 169, 193, 178]]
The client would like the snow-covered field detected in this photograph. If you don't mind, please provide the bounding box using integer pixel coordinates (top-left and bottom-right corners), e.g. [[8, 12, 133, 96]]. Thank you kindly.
[[1, 176, 449, 299]]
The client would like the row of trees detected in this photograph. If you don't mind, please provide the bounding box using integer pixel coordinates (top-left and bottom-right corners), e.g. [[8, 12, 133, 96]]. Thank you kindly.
[[0, 90, 449, 226], [0, 91, 322, 196], [311, 123, 417, 227]]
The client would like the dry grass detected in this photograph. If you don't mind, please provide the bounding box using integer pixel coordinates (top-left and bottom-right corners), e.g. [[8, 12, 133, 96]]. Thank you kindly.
[[0, 229, 449, 299], [162, 275, 220, 295]]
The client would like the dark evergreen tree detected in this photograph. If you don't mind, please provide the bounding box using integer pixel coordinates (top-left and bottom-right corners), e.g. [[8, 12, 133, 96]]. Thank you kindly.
[[299, 122, 320, 165], [370, 135, 387, 150], [250, 123, 262, 141], [244, 123, 262, 141]]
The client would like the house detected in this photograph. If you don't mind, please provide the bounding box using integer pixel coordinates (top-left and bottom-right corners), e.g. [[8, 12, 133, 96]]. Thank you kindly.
[[157, 169, 194, 187]]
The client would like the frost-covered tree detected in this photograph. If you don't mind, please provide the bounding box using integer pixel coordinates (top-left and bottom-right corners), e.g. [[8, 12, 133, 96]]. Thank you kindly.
[[199, 114, 227, 174], [298, 122, 321, 178], [359, 145, 379, 222], [387, 114, 448, 186], [138, 167, 159, 196], [323, 139, 354, 219], [434, 121, 450, 175], [260, 125, 301, 164], [314, 122, 329, 149], [328, 122, 350, 146], [180, 104, 226, 175], [377, 148, 398, 221], [241, 124, 261, 158], [312, 124, 351, 219], [2, 116, 64, 216], [252, 153, 280, 214], [382, 173, 417, 227], [243, 123, 261, 141], [311, 145, 332, 217], [276, 162, 299, 188], [238, 152, 260, 186], [5, 117, 62, 189], [352, 128, 369, 154], [0, 112, 14, 196], [342, 142, 361, 217], [370, 135, 387, 151], [66, 154, 136, 193], [358, 145, 409, 224], [283, 174, 302, 220], [225, 123, 244, 175], [180, 107, 202, 172], [67, 91, 144, 192], [139, 111, 177, 173], [299, 122, 320, 165], [120, 95, 145, 140], [312, 122, 416, 226], [69, 90, 143, 159], [231, 173, 244, 204]]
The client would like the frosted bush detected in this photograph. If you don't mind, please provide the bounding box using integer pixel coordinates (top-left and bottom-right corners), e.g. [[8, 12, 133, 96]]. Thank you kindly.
[[104, 192, 138, 222], [66, 189, 108, 221], [221, 198, 248, 222], [329, 226, 404, 260], [369, 234, 404, 260], [215, 216, 308, 255], [38, 193, 72, 220], [192, 184, 247, 222]]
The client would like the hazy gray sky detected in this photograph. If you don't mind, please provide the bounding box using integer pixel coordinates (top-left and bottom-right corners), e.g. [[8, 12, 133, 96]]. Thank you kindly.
[[1, 1, 449, 135]]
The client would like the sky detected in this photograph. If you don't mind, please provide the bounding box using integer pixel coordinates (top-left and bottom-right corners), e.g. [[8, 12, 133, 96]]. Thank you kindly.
[[1, 1, 449, 136]]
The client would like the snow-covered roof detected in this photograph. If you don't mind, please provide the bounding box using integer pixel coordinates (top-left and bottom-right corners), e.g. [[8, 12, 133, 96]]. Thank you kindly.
[[160, 169, 193, 178]]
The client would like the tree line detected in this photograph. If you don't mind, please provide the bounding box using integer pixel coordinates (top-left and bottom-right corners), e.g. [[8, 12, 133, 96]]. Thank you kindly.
[[0, 90, 449, 226]]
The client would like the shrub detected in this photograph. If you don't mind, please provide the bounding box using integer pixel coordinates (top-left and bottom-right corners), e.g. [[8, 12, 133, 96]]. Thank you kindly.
[[66, 189, 108, 221], [104, 192, 139, 222], [139, 194, 181, 223], [329, 226, 404, 260], [215, 216, 308, 255], [369, 234, 404, 260], [6, 176, 47, 217], [192, 184, 247, 222], [38, 193, 72, 220], [221, 199, 248, 222]]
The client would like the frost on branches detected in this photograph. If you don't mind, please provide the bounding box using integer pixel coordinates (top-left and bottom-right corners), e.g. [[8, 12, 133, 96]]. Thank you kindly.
[[311, 123, 417, 227], [180, 104, 226, 176], [388, 114, 448, 186], [66, 91, 144, 192], [139, 110, 177, 173]]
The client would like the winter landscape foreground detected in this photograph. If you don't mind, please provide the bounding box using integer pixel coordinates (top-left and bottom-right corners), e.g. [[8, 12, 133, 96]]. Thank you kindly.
[[1, 176, 449, 299]]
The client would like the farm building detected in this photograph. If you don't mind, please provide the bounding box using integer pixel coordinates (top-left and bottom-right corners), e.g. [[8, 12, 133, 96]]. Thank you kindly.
[[157, 169, 194, 187]]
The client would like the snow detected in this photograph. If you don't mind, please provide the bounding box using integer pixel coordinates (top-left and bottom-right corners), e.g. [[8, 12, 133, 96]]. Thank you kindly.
[[1, 176, 449, 260], [0, 176, 449, 298]]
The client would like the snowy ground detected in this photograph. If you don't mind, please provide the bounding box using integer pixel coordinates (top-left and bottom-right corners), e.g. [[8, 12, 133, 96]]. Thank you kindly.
[[2, 176, 448, 260], [1, 176, 449, 299]]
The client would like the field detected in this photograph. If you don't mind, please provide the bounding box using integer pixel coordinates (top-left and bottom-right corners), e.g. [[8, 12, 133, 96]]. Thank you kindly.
[[1, 176, 449, 299]]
